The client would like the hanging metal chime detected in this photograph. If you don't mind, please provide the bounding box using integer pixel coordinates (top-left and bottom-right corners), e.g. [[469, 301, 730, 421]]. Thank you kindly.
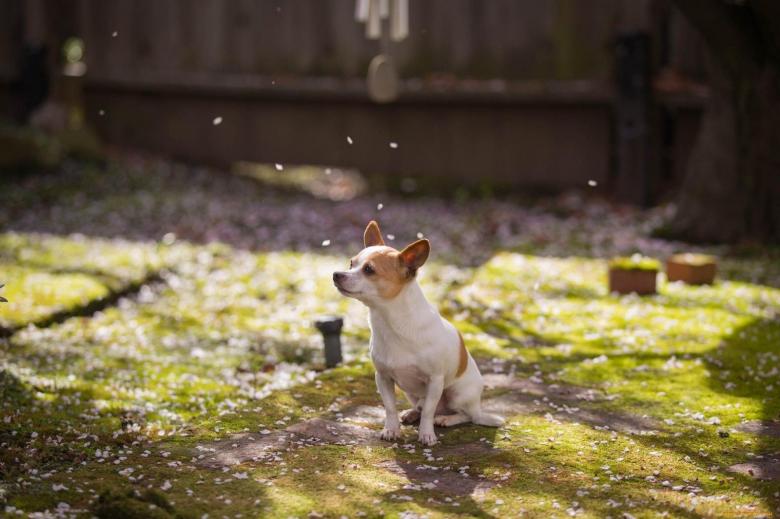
[[355, 0, 409, 103]]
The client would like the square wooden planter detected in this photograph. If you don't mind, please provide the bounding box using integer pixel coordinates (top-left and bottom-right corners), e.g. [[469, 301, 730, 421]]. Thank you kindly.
[[666, 254, 717, 285], [608, 256, 660, 295]]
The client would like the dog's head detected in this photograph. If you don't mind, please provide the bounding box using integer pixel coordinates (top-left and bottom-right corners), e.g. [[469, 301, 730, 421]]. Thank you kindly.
[[333, 220, 429, 302]]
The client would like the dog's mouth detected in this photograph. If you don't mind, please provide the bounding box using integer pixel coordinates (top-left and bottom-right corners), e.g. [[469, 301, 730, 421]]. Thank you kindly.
[[335, 284, 358, 296]]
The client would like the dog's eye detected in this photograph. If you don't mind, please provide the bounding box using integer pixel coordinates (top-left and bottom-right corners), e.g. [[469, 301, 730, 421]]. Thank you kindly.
[[363, 264, 375, 275]]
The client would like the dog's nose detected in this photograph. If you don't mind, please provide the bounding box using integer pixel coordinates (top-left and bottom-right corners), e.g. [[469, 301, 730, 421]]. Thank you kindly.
[[333, 272, 346, 283]]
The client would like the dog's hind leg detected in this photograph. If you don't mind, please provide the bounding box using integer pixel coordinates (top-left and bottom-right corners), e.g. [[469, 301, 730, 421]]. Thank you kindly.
[[400, 408, 420, 425], [462, 401, 504, 427], [400, 392, 421, 425]]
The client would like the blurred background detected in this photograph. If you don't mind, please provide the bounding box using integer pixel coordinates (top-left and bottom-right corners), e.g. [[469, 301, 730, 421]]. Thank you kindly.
[[2, 0, 711, 204], [2, 0, 778, 243]]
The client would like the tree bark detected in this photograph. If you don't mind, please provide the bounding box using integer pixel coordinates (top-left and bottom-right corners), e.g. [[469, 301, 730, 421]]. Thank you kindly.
[[672, 56, 780, 242], [670, 1, 780, 243]]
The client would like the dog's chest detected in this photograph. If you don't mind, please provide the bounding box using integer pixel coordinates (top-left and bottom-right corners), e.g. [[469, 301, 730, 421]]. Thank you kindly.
[[371, 344, 429, 396]]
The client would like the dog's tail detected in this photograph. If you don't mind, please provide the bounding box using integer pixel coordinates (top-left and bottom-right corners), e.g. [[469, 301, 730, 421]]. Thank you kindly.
[[472, 411, 504, 427]]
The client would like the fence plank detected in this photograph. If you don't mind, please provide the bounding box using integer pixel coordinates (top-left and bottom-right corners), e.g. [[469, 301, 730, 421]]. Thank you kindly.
[[69, 0, 653, 82]]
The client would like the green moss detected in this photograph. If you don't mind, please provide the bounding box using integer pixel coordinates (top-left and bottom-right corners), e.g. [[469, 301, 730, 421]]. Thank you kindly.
[[0, 121, 103, 173], [668, 252, 717, 266], [609, 254, 661, 271], [0, 122, 62, 172], [0, 263, 110, 328]]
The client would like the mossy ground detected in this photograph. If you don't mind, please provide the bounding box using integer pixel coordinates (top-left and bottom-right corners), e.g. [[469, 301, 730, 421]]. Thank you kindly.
[[1, 162, 779, 518]]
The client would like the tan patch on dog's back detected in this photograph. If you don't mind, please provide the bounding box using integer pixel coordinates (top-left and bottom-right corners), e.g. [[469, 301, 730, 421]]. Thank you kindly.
[[364, 248, 410, 299], [457, 332, 468, 377]]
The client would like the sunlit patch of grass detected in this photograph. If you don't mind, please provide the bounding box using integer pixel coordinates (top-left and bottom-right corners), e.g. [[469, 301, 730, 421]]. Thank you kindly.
[[0, 232, 181, 329], [0, 232, 166, 280], [0, 264, 110, 328]]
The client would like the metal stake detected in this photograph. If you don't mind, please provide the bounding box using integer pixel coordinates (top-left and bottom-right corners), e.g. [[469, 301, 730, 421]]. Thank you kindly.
[[315, 316, 344, 368]]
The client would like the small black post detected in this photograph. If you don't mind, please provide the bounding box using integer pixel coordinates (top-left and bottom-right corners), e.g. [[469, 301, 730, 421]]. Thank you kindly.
[[314, 316, 343, 368]]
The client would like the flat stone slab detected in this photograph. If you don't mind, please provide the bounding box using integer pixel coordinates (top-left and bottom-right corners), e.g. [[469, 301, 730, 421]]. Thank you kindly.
[[376, 459, 495, 497], [341, 404, 386, 425], [734, 420, 780, 437], [199, 418, 382, 468], [287, 418, 380, 445], [728, 459, 780, 480], [199, 431, 290, 468], [482, 373, 606, 403]]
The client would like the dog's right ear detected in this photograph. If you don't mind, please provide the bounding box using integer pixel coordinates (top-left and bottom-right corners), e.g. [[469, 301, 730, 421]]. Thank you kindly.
[[364, 220, 385, 247]]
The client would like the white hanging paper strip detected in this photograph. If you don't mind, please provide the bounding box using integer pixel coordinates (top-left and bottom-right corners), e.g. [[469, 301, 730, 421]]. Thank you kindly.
[[355, 0, 369, 22], [366, 0, 382, 39], [379, 0, 390, 19], [390, 0, 409, 41]]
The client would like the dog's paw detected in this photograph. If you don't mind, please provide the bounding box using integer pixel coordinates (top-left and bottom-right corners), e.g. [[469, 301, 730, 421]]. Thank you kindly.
[[379, 427, 401, 441], [400, 408, 421, 425], [418, 429, 437, 446], [434, 414, 465, 427]]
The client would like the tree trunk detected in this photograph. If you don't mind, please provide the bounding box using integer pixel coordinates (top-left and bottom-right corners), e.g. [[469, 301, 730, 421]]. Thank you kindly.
[[671, 56, 780, 243], [668, 0, 780, 243]]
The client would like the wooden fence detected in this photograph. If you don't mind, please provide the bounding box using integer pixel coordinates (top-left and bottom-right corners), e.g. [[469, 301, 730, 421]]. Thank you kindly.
[[0, 0, 708, 201]]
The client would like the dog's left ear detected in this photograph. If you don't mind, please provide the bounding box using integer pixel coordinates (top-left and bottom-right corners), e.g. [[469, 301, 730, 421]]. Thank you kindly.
[[364, 220, 385, 247], [399, 239, 430, 272]]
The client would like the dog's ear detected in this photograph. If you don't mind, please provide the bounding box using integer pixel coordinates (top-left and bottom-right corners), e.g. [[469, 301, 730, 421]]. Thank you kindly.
[[399, 239, 430, 272], [363, 220, 385, 247]]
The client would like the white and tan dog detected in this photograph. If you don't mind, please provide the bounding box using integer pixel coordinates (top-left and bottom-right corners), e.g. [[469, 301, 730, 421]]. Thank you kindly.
[[333, 221, 503, 445]]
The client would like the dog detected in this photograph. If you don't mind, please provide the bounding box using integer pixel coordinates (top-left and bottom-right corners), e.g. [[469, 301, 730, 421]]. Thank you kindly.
[[333, 221, 503, 445]]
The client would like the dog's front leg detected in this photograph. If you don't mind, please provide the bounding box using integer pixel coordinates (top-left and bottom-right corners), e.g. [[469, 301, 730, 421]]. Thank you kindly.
[[418, 375, 444, 446], [375, 371, 401, 441]]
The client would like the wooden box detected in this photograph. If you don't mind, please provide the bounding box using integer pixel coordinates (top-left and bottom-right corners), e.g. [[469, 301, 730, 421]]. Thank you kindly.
[[666, 254, 716, 285]]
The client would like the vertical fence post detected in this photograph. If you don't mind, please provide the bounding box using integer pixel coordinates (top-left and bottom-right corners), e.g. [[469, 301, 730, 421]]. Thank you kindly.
[[614, 32, 653, 206]]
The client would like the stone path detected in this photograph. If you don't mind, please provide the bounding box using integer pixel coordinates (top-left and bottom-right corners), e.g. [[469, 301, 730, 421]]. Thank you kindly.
[[728, 460, 780, 481], [735, 420, 780, 438], [728, 420, 780, 481]]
